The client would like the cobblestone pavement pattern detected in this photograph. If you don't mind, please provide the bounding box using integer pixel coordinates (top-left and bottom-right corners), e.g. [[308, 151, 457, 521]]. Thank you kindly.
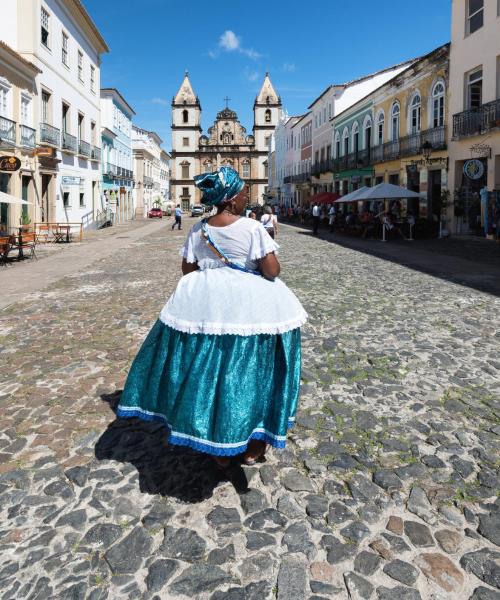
[[0, 220, 499, 600]]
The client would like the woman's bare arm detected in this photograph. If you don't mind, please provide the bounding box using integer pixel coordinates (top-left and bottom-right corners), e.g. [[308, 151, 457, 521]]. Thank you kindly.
[[182, 259, 199, 275], [259, 252, 280, 279]]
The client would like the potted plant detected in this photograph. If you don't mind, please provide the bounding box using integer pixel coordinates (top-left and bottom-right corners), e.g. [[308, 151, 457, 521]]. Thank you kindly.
[[20, 212, 31, 232]]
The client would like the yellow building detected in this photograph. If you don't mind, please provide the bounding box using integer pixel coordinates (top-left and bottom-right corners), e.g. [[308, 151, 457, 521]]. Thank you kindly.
[[0, 42, 41, 232], [371, 44, 450, 222]]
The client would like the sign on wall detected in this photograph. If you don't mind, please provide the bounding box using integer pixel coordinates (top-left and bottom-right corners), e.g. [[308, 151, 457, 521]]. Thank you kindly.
[[0, 156, 21, 172], [463, 159, 485, 181]]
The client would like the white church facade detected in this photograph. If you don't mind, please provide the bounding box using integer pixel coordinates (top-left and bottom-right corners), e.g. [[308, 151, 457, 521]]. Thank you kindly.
[[170, 72, 281, 209]]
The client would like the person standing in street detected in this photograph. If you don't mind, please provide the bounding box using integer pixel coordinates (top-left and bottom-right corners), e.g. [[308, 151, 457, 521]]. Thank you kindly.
[[172, 204, 182, 230], [312, 202, 320, 235], [328, 205, 336, 233], [261, 205, 278, 239], [116, 166, 307, 470]]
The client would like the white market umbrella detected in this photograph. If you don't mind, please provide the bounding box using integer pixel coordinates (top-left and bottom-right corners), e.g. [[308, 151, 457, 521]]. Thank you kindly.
[[0, 191, 32, 205], [352, 182, 422, 201], [335, 186, 370, 203]]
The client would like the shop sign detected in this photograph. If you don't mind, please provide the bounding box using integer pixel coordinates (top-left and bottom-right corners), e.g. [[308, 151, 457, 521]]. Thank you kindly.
[[463, 159, 485, 181], [35, 147, 55, 158], [62, 176, 80, 185], [0, 156, 21, 172]]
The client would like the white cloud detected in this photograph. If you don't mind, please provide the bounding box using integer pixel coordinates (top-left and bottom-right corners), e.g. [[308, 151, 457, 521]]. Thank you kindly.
[[219, 30, 240, 51], [282, 62, 296, 72], [243, 67, 259, 82], [210, 30, 262, 61], [150, 97, 168, 106]]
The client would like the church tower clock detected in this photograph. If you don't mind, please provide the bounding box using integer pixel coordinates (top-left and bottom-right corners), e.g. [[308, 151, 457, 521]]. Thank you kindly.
[[171, 72, 201, 210]]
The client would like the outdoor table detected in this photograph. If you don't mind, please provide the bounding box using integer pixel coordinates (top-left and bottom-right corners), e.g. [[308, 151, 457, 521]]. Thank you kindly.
[[54, 225, 71, 243]]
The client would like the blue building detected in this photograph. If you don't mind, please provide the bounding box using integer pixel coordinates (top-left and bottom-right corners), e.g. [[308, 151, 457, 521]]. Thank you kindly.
[[100, 88, 135, 223]]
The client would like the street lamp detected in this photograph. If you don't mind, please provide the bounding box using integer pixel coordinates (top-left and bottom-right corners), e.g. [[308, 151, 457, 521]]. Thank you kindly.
[[421, 140, 433, 163]]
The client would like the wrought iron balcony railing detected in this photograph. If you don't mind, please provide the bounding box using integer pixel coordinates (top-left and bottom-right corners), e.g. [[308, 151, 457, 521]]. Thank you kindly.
[[62, 131, 77, 152], [91, 145, 101, 161], [78, 139, 91, 157], [40, 122, 60, 146], [104, 162, 118, 176], [452, 99, 500, 139], [144, 175, 153, 186], [20, 125, 36, 148], [0, 116, 16, 146]]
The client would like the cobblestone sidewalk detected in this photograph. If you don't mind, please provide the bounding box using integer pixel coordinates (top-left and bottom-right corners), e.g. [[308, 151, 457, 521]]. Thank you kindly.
[[0, 221, 499, 599]]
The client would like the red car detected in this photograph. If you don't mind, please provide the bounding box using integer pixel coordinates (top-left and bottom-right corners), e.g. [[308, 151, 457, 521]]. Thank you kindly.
[[148, 207, 163, 219]]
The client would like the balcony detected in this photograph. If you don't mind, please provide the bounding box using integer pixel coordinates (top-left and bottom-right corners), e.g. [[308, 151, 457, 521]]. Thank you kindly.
[[104, 162, 118, 177], [144, 175, 153, 187], [61, 131, 77, 153], [311, 159, 334, 176], [0, 116, 16, 146], [40, 122, 60, 146], [452, 99, 500, 139], [78, 139, 91, 157], [20, 125, 36, 148], [117, 167, 133, 179], [90, 145, 101, 161]]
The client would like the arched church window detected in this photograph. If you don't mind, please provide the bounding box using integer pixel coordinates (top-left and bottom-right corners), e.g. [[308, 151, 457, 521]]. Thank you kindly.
[[182, 110, 188, 123], [204, 160, 212, 173], [265, 109, 271, 123], [242, 160, 250, 178]]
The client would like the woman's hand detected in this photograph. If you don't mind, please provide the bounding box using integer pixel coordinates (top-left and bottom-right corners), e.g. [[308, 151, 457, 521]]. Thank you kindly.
[[182, 259, 199, 275], [259, 252, 280, 279]]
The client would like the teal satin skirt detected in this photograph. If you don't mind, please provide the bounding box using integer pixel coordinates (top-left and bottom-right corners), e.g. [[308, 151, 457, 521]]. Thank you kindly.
[[116, 320, 302, 456]]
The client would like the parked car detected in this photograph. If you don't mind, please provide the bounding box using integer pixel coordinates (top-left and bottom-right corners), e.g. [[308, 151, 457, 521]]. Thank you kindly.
[[191, 205, 204, 217], [148, 207, 163, 219]]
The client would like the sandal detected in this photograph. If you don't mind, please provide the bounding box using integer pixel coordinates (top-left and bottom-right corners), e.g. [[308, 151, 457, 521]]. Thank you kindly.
[[243, 440, 268, 465]]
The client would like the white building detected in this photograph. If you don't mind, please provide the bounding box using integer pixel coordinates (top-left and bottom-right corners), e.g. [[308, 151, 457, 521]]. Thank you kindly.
[[448, 0, 500, 234], [160, 149, 171, 206], [0, 0, 108, 228], [132, 125, 163, 218]]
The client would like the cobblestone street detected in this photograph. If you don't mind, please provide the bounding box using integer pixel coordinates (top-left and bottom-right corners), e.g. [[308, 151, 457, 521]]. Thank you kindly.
[[0, 220, 499, 600]]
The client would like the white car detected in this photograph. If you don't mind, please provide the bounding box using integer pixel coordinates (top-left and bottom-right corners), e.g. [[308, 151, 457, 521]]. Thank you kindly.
[[191, 205, 204, 217]]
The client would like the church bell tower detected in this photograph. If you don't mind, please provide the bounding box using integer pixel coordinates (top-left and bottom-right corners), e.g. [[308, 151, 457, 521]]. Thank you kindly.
[[171, 72, 201, 209]]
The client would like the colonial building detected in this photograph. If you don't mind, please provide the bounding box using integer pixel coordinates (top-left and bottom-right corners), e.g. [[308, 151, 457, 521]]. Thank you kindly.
[[448, 0, 500, 235], [132, 125, 163, 218], [100, 88, 135, 223], [1, 0, 108, 228], [0, 42, 41, 232], [160, 149, 171, 207], [170, 72, 281, 209]]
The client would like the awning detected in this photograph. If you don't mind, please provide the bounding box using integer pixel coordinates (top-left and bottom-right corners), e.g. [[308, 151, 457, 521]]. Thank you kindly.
[[0, 191, 32, 205], [308, 192, 340, 204], [353, 182, 422, 201], [335, 186, 370, 203]]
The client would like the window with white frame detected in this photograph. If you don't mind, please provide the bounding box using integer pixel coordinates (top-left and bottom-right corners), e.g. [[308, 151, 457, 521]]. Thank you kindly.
[[78, 51, 84, 82], [342, 129, 349, 156], [432, 82, 445, 128], [21, 94, 31, 125], [41, 7, 50, 48], [0, 81, 11, 118], [377, 111, 385, 145], [467, 68, 483, 109], [41, 90, 50, 123], [90, 65, 95, 93], [352, 122, 360, 154], [467, 0, 484, 35], [410, 93, 421, 134], [335, 132, 340, 157], [242, 161, 250, 178], [391, 103, 400, 140], [62, 32, 69, 66]]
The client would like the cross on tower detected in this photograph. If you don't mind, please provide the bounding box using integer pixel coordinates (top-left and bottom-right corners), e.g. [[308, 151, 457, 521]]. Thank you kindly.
[[223, 96, 231, 108]]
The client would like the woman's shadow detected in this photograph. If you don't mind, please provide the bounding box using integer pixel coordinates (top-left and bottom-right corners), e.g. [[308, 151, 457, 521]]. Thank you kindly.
[[95, 391, 250, 503]]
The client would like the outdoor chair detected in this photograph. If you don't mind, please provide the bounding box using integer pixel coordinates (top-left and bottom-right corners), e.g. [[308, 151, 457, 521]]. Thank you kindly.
[[0, 236, 11, 266], [36, 224, 52, 243], [18, 232, 37, 260]]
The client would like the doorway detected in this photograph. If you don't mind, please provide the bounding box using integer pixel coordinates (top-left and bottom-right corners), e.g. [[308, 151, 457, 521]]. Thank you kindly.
[[41, 174, 51, 222], [428, 170, 442, 221], [0, 173, 10, 229]]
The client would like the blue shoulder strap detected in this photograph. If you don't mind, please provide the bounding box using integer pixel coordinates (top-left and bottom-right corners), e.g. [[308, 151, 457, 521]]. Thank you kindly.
[[200, 219, 261, 276]]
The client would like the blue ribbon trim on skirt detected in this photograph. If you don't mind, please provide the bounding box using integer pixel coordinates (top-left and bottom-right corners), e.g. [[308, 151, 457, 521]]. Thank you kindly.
[[116, 405, 295, 456]]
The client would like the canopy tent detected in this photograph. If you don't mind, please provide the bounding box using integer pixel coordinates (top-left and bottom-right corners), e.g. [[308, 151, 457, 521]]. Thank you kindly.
[[0, 191, 32, 205], [352, 182, 422, 201], [334, 186, 370, 203], [308, 192, 340, 204]]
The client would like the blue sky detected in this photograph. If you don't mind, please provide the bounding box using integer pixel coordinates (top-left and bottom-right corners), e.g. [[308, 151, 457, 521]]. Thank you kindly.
[[85, 0, 451, 151]]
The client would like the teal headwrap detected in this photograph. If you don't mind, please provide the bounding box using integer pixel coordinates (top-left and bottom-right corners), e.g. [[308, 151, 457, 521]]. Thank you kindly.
[[194, 166, 245, 206]]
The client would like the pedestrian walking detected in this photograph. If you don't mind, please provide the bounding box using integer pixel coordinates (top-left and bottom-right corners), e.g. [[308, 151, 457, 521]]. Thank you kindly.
[[328, 205, 336, 233], [171, 204, 182, 230], [116, 166, 307, 470], [261, 205, 278, 239], [312, 202, 320, 235]]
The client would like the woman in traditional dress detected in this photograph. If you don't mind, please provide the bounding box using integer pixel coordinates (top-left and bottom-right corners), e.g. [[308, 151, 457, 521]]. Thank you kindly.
[[116, 167, 307, 469]]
